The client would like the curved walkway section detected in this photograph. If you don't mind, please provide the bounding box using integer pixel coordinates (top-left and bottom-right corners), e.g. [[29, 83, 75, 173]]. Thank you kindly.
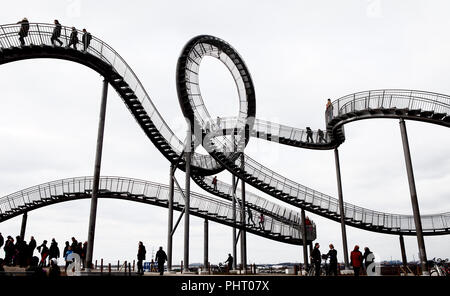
[[0, 176, 316, 245], [0, 23, 448, 236]]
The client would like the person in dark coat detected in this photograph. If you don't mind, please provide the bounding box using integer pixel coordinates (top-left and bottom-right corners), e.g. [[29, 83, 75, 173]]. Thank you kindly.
[[247, 207, 255, 226], [306, 127, 314, 143], [155, 246, 167, 275], [224, 253, 233, 272], [37, 240, 49, 267], [0, 233, 4, 249], [16, 236, 28, 267], [82, 28, 92, 51], [363, 247, 375, 275], [51, 19, 63, 46], [26, 256, 46, 277], [311, 242, 321, 276], [48, 258, 61, 277], [3, 236, 14, 266], [17, 17, 29, 46], [81, 241, 87, 269], [350, 245, 363, 276], [327, 244, 338, 276], [67, 27, 78, 49], [28, 236, 37, 265], [137, 241, 146, 276], [63, 241, 69, 260], [318, 129, 326, 143], [48, 238, 60, 262]]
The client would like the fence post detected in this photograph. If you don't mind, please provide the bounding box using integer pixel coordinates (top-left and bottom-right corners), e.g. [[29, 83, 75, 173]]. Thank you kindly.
[[128, 263, 131, 276], [101, 259, 103, 274], [124, 261, 127, 275], [108, 263, 111, 275], [117, 260, 120, 271], [95, 260, 97, 269], [133, 260, 135, 271]]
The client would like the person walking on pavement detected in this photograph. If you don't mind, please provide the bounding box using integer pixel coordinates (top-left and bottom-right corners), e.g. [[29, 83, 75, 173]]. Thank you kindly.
[[17, 17, 29, 46], [155, 246, 167, 275], [224, 253, 233, 272], [311, 242, 321, 276], [306, 127, 314, 143], [82, 28, 92, 51], [137, 241, 146, 276], [51, 20, 63, 46], [327, 244, 338, 276], [350, 245, 363, 276], [28, 236, 36, 265], [67, 26, 78, 49]]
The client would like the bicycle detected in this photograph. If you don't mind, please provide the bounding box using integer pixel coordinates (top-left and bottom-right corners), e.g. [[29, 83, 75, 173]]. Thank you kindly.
[[429, 258, 448, 276], [306, 255, 329, 276]]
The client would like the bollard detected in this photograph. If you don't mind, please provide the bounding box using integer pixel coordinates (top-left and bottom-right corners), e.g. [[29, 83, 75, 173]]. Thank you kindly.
[[294, 265, 298, 275], [101, 259, 103, 274], [95, 260, 97, 270], [181, 260, 183, 273], [108, 263, 111, 276], [117, 260, 120, 271], [128, 263, 131, 276], [124, 261, 127, 275], [133, 260, 135, 271]]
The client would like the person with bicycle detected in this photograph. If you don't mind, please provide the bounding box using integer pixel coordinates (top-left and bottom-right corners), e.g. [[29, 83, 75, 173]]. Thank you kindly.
[[327, 244, 338, 276], [311, 242, 321, 276]]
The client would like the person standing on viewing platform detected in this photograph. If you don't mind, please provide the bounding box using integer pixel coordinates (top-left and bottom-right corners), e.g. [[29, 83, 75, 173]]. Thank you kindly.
[[64, 246, 73, 272], [363, 247, 375, 275], [28, 236, 36, 265], [81, 241, 88, 269], [311, 243, 321, 276], [306, 127, 314, 143], [137, 241, 146, 276], [155, 246, 167, 275], [67, 27, 78, 49], [247, 207, 255, 226], [17, 17, 29, 46], [48, 238, 60, 263], [82, 28, 92, 52], [327, 244, 338, 276], [51, 20, 63, 46], [224, 253, 233, 272], [350, 245, 363, 276], [37, 240, 49, 267]]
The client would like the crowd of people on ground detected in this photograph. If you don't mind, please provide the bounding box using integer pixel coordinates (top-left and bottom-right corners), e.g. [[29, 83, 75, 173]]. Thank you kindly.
[[15, 17, 92, 51], [0, 232, 88, 277], [310, 242, 375, 276]]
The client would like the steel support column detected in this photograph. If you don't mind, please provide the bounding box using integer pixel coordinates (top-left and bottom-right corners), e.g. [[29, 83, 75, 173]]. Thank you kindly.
[[240, 153, 247, 273], [204, 218, 209, 269], [20, 212, 28, 240], [399, 118, 428, 275], [183, 133, 192, 272], [399, 234, 408, 268], [231, 131, 237, 270], [301, 209, 308, 267], [167, 164, 175, 271], [86, 78, 108, 272], [334, 148, 349, 268]]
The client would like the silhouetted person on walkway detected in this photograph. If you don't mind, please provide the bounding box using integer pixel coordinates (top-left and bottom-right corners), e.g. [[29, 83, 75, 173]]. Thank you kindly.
[[28, 236, 36, 265], [49, 238, 60, 263], [258, 213, 265, 230], [306, 127, 314, 143], [3, 236, 14, 266], [81, 241, 88, 269], [64, 246, 73, 272], [224, 253, 233, 272], [17, 18, 29, 46], [48, 258, 61, 277], [82, 28, 92, 51], [247, 207, 255, 226], [311, 242, 321, 276], [37, 240, 49, 267], [318, 129, 326, 143], [212, 176, 218, 191], [363, 247, 375, 275], [326, 99, 333, 122], [155, 246, 167, 275], [327, 244, 338, 276], [16, 236, 28, 267], [63, 241, 69, 260], [67, 27, 78, 49], [350, 245, 363, 277], [70, 237, 78, 250], [137, 241, 146, 276], [50, 20, 63, 46]]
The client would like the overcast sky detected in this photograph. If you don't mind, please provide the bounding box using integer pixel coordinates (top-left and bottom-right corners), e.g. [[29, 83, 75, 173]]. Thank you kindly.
[[0, 0, 449, 266]]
